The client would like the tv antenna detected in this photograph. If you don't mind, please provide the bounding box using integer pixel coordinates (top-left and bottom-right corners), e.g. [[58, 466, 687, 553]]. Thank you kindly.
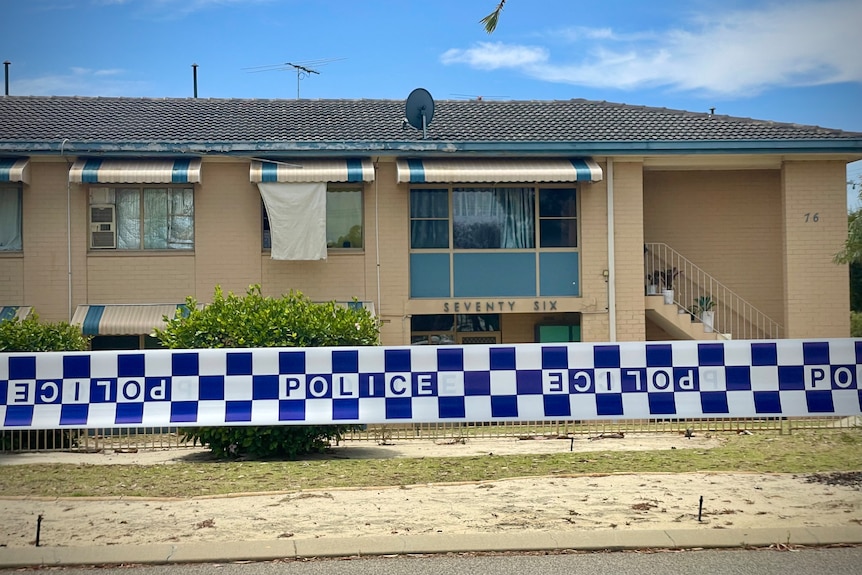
[[450, 93, 509, 101], [404, 88, 435, 139], [243, 57, 345, 99]]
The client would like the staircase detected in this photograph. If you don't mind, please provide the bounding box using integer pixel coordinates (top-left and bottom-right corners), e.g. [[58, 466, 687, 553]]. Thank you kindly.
[[644, 243, 783, 341], [644, 294, 729, 340]]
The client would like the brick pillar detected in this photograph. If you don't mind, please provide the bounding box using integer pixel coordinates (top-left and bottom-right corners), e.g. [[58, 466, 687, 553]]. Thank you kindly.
[[781, 161, 849, 337], [612, 161, 646, 341]]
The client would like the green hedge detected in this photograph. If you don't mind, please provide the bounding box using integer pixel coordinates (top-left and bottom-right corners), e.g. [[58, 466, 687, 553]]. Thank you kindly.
[[155, 285, 381, 459], [0, 314, 89, 451]]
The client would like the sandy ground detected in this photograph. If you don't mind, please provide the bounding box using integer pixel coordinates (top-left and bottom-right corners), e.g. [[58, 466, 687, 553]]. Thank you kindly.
[[2, 434, 861, 549]]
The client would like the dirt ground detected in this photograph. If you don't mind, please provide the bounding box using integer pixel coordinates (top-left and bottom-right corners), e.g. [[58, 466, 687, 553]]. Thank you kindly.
[[2, 433, 861, 549]]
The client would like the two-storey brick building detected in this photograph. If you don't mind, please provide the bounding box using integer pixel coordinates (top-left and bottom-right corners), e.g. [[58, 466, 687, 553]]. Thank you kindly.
[[1, 95, 860, 348]]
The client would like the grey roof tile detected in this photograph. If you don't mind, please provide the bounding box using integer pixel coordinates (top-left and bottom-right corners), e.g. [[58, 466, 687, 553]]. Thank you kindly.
[[0, 96, 859, 147]]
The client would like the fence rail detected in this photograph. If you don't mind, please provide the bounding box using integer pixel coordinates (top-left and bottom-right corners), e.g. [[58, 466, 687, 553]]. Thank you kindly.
[[2, 417, 858, 453]]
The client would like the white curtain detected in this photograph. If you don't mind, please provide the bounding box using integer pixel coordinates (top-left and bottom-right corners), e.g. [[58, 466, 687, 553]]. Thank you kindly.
[[258, 182, 327, 260], [453, 187, 534, 249]]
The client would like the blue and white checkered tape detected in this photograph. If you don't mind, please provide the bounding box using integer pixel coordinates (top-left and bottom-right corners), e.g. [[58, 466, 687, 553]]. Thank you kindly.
[[2, 339, 861, 429]]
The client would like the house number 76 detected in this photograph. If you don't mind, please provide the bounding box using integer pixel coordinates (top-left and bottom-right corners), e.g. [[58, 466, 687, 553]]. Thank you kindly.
[[804, 213, 819, 223]]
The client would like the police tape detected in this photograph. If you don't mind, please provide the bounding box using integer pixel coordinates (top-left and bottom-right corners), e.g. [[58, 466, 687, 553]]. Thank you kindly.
[[2, 339, 861, 429]]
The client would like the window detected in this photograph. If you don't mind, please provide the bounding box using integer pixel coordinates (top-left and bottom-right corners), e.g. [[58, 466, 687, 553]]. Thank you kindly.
[[410, 186, 577, 249], [410, 189, 449, 248], [454, 187, 534, 249], [410, 313, 501, 345], [408, 185, 581, 298], [262, 187, 363, 250], [327, 188, 363, 248], [539, 188, 578, 247], [0, 186, 22, 251], [89, 187, 194, 250]]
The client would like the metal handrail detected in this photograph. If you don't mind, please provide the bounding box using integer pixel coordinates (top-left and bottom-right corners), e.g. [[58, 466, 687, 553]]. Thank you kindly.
[[644, 243, 783, 339]]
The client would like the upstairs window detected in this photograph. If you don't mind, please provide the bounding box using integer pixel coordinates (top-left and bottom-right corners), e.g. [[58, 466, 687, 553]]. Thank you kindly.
[[410, 189, 449, 249], [89, 187, 194, 250], [0, 186, 23, 251], [410, 186, 577, 250], [262, 187, 363, 250], [539, 188, 578, 247], [326, 188, 363, 249], [453, 187, 535, 249]]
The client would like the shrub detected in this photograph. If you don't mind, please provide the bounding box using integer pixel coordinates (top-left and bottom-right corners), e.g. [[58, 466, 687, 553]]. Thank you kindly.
[[0, 314, 89, 353], [851, 311, 862, 337], [154, 285, 381, 459], [0, 314, 89, 451]]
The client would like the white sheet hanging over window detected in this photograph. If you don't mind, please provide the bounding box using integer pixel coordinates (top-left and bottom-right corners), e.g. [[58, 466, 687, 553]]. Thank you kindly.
[[257, 182, 327, 260]]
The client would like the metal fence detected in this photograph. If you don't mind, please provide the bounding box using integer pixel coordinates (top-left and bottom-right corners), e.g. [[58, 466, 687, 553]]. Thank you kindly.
[[344, 417, 861, 443], [0, 427, 191, 453], [2, 417, 859, 453]]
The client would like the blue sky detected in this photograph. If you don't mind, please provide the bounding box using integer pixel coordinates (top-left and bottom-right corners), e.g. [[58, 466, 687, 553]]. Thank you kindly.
[[3, 0, 861, 205]]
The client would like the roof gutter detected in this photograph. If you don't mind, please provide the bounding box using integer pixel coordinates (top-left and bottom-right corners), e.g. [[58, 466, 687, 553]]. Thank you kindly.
[[2, 139, 862, 157]]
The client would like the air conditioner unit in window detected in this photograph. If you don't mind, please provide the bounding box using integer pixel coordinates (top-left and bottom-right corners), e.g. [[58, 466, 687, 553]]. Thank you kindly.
[[90, 204, 116, 249]]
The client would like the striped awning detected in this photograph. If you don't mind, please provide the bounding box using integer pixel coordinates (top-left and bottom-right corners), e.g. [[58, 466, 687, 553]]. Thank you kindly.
[[69, 158, 202, 184], [0, 306, 32, 322], [0, 158, 30, 184], [71, 304, 196, 336], [250, 159, 374, 183], [395, 158, 603, 184]]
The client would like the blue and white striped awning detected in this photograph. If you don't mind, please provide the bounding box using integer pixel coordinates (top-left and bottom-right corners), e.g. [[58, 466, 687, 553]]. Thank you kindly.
[[71, 304, 197, 336], [69, 158, 202, 184], [0, 158, 30, 184], [396, 158, 603, 184], [250, 159, 374, 183], [0, 306, 32, 322]]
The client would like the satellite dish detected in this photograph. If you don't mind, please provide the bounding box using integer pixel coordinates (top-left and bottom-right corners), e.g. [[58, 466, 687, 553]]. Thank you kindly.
[[405, 88, 435, 138]]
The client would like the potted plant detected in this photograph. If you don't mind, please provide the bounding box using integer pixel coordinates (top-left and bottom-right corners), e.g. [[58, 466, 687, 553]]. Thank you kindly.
[[693, 295, 716, 332], [659, 268, 680, 305], [646, 271, 660, 295]]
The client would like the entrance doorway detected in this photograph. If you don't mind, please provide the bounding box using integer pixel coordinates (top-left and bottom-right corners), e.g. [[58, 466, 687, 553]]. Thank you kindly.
[[410, 313, 500, 345]]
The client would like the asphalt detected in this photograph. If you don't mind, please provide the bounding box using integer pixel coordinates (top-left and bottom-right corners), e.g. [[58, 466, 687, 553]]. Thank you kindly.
[[2, 526, 862, 568]]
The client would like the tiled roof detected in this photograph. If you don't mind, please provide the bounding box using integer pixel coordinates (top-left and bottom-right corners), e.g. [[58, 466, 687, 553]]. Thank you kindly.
[[0, 95, 859, 149]]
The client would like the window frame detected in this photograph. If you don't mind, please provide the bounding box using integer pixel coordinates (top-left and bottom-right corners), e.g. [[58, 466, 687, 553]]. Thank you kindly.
[[408, 184, 580, 252], [0, 184, 23, 252], [261, 184, 365, 252], [88, 185, 195, 252]]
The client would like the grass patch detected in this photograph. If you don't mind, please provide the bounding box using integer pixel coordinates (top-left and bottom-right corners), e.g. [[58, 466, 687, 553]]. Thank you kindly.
[[1, 430, 860, 499]]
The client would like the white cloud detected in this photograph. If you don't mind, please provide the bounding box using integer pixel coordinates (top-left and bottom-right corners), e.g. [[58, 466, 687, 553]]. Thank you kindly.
[[441, 42, 548, 70], [441, 0, 862, 96], [13, 68, 148, 97]]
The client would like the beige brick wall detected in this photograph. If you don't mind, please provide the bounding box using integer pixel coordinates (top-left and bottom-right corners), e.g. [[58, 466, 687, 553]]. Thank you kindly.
[[612, 161, 647, 341], [86, 255, 197, 303], [262, 254, 368, 300], [375, 161, 411, 345], [781, 161, 849, 337], [0, 255, 24, 305], [194, 162, 262, 298], [502, 312, 582, 343], [500, 314, 535, 343], [21, 162, 77, 322], [579, 175, 611, 342], [643, 169, 784, 323]]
